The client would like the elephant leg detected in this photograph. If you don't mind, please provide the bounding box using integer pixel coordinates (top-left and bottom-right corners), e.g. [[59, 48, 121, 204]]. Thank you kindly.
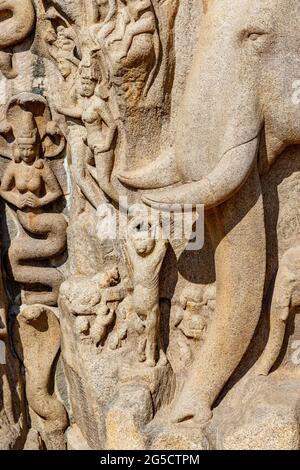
[[171, 165, 266, 424]]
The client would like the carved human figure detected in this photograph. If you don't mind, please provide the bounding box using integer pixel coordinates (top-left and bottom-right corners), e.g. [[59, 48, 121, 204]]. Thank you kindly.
[[126, 214, 168, 367], [173, 285, 216, 367], [0, 94, 66, 306], [255, 244, 300, 376], [113, 0, 157, 63], [14, 305, 68, 450], [88, 0, 118, 44], [103, 0, 160, 98], [46, 24, 80, 97], [67, 125, 104, 211], [56, 58, 118, 203]]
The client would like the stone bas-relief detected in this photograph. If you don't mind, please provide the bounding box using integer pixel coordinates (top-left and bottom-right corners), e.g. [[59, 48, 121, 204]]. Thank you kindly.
[[1, 0, 300, 451], [0, 93, 66, 306]]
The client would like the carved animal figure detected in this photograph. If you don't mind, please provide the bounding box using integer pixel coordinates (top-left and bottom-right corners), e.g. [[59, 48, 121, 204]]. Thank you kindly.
[[60, 267, 121, 316], [256, 244, 300, 376], [0, 0, 36, 78], [175, 284, 216, 341], [90, 303, 115, 345], [127, 215, 168, 367], [60, 266, 124, 346], [119, 0, 300, 423]]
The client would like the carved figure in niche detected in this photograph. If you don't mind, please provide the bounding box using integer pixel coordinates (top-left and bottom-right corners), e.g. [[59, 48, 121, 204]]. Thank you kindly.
[[56, 56, 118, 203], [126, 213, 168, 367], [0, 93, 67, 306], [0, 0, 36, 78], [119, 0, 300, 425], [255, 244, 300, 376], [14, 305, 68, 450]]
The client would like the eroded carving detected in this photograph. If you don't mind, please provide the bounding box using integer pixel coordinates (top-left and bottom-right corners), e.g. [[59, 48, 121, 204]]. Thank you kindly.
[[0, 0, 36, 78], [0, 247, 27, 450], [60, 266, 125, 347], [173, 284, 216, 366], [14, 305, 68, 450], [89, 0, 160, 104]]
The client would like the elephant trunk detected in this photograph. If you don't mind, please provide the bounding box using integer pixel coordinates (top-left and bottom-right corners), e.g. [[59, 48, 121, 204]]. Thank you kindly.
[[0, 0, 35, 78], [0, 0, 35, 49]]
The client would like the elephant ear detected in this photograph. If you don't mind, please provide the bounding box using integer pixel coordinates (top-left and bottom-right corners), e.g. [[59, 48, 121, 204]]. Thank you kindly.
[[42, 121, 66, 158]]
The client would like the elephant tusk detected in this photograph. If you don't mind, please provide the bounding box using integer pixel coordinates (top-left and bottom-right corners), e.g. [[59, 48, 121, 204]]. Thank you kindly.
[[117, 148, 179, 190], [142, 136, 259, 210]]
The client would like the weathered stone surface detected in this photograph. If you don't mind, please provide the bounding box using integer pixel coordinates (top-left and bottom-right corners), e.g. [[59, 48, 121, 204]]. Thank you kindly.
[[0, 0, 300, 451]]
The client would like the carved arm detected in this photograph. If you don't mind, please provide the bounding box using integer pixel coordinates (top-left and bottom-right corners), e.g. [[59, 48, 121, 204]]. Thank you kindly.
[[38, 161, 62, 206], [0, 162, 22, 208], [56, 104, 82, 120]]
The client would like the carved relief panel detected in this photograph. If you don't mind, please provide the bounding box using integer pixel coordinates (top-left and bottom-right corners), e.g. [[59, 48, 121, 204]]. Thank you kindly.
[[1, 0, 300, 452]]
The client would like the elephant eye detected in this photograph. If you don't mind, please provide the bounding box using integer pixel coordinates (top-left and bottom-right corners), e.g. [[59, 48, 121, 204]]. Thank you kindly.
[[247, 32, 263, 41], [245, 29, 267, 41], [241, 28, 270, 51]]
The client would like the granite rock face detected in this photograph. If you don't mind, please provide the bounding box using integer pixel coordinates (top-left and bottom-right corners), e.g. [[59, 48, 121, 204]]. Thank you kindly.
[[0, 0, 300, 450]]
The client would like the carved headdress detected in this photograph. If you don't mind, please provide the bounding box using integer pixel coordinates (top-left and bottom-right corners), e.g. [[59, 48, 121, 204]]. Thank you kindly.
[[0, 93, 65, 160]]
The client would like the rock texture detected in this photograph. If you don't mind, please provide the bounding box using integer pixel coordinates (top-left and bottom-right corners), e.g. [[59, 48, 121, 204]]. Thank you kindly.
[[0, 0, 300, 451]]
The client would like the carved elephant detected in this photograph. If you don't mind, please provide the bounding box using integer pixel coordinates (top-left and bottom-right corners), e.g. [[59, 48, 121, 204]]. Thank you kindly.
[[118, 0, 300, 424], [0, 0, 36, 78], [256, 244, 300, 376]]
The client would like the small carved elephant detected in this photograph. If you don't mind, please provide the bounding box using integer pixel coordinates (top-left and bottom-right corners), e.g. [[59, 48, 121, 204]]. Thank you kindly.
[[256, 244, 300, 376]]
